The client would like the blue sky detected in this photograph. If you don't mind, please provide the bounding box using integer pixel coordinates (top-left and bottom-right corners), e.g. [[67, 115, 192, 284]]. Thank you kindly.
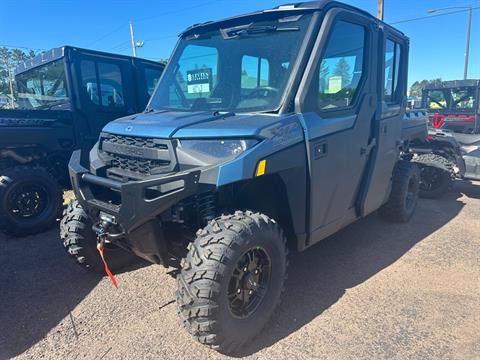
[[1, 0, 479, 87]]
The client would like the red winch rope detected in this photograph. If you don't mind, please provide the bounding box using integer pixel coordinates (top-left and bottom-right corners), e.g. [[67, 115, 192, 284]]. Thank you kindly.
[[97, 243, 119, 288]]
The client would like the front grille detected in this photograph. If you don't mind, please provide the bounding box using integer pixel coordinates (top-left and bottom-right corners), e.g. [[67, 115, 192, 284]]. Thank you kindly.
[[110, 154, 164, 175], [103, 134, 168, 150], [100, 133, 175, 179]]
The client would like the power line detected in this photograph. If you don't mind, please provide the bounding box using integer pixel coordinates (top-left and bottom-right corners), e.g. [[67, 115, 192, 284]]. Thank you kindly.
[[86, 23, 128, 47], [86, 0, 219, 49], [0, 44, 46, 51], [390, 6, 480, 25]]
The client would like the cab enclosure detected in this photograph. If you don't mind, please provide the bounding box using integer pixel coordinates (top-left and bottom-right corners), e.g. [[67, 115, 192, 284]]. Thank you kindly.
[[63, 1, 421, 353], [0, 46, 164, 235]]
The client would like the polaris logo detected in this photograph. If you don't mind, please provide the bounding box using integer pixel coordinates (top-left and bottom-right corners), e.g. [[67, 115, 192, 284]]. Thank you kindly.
[[103, 142, 145, 157]]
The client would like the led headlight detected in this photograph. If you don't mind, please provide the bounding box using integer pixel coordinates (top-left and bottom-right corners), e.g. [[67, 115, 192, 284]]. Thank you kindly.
[[177, 139, 258, 165]]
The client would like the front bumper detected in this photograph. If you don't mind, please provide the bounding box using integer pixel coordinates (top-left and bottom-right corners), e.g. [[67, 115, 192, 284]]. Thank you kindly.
[[69, 150, 202, 231]]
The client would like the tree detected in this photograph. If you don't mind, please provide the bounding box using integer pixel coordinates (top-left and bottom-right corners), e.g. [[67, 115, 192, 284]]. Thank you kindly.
[[11, 48, 28, 64], [0, 47, 36, 101], [409, 78, 442, 97], [319, 60, 329, 92], [0, 47, 13, 97], [333, 57, 351, 85]]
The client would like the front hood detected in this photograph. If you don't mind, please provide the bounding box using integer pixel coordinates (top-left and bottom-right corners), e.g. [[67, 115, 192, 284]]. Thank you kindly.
[[102, 110, 287, 139]]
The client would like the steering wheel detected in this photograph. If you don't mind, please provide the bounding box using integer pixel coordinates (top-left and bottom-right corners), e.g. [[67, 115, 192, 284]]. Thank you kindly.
[[246, 86, 279, 99]]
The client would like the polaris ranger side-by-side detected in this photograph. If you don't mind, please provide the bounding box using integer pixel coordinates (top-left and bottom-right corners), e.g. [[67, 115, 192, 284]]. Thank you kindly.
[[61, 1, 423, 353], [0, 46, 164, 236], [408, 80, 480, 198]]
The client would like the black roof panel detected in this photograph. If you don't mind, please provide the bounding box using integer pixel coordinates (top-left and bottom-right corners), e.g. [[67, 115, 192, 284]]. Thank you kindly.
[[423, 79, 480, 90], [181, 0, 404, 38], [14, 45, 161, 76]]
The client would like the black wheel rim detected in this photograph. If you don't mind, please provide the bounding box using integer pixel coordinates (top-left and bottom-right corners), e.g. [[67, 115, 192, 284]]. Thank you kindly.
[[7, 182, 50, 220], [227, 247, 272, 319], [419, 166, 443, 191], [406, 176, 418, 210]]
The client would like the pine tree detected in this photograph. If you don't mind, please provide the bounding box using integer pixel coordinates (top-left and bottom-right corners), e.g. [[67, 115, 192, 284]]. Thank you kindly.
[[333, 58, 351, 85], [319, 60, 329, 92]]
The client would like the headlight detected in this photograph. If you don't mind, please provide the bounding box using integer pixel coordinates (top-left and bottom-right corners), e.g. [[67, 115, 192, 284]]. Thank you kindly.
[[178, 139, 258, 164]]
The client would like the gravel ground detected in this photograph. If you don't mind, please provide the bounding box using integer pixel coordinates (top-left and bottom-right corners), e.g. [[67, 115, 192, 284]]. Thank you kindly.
[[1, 180, 479, 360]]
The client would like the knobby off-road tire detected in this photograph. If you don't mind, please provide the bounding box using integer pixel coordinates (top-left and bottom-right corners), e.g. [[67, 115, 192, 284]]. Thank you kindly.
[[176, 211, 288, 354], [60, 200, 137, 274], [380, 160, 420, 223], [414, 153, 455, 199], [0, 166, 63, 237]]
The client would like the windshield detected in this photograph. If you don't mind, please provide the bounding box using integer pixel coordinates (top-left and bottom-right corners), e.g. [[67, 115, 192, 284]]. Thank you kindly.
[[149, 13, 313, 113], [14, 59, 71, 110], [425, 86, 477, 112]]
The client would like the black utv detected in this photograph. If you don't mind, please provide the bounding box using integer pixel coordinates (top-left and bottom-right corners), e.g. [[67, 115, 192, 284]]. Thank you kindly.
[[61, 1, 422, 354], [0, 46, 164, 236]]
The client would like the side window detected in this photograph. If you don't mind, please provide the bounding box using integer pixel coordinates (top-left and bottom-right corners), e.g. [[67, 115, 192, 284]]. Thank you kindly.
[[426, 90, 447, 109], [317, 21, 366, 110], [80, 60, 99, 105], [384, 39, 402, 103], [98, 62, 124, 108], [80, 60, 125, 108], [241, 55, 270, 90], [145, 68, 162, 97]]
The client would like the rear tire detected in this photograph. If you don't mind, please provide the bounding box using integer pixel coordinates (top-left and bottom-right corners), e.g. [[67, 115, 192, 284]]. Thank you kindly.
[[380, 160, 420, 223], [60, 200, 138, 274], [414, 153, 455, 199], [0, 166, 63, 237], [176, 211, 288, 354]]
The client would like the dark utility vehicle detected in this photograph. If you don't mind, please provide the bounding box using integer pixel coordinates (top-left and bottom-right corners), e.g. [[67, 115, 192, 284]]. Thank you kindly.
[[62, 1, 422, 353], [423, 79, 479, 134], [0, 46, 164, 236], [411, 80, 480, 197]]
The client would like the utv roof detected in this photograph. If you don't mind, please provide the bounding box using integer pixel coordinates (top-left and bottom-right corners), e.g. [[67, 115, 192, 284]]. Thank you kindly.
[[181, 0, 405, 38], [14, 46, 161, 76], [423, 79, 480, 90]]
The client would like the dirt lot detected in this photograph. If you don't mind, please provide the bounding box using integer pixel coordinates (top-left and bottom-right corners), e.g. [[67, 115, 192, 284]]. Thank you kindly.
[[1, 180, 479, 360]]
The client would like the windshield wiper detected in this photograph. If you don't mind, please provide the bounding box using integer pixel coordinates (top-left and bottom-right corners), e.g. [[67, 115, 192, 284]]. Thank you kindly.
[[221, 25, 299, 39], [36, 99, 70, 110]]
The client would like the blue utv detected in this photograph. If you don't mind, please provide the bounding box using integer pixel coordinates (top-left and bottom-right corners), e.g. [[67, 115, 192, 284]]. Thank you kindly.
[[61, 1, 423, 353]]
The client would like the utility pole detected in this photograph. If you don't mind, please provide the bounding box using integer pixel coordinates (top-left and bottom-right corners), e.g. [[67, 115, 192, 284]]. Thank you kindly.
[[377, 0, 384, 21], [464, 7, 472, 80], [8, 67, 15, 108], [130, 19, 137, 57], [427, 6, 473, 80]]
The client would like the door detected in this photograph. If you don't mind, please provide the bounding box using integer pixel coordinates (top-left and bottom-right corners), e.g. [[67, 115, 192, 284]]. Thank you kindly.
[[133, 60, 165, 110], [359, 31, 408, 216], [72, 52, 136, 150], [296, 9, 377, 245]]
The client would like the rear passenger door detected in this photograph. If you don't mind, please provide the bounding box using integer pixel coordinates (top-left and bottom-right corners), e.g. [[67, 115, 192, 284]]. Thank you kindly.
[[74, 53, 135, 147], [296, 9, 376, 245], [359, 30, 408, 215]]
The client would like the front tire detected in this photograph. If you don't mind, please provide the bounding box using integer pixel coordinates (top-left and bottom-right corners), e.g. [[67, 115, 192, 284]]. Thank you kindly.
[[60, 200, 138, 274], [380, 160, 420, 223], [176, 211, 288, 354], [0, 166, 63, 237]]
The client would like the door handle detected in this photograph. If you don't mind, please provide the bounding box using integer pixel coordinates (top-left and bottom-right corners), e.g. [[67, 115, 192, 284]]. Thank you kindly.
[[314, 141, 328, 159], [360, 139, 376, 156]]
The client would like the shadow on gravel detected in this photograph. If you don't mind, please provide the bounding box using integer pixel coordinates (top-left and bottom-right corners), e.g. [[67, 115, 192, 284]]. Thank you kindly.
[[235, 182, 470, 357], [0, 228, 100, 359], [451, 179, 480, 199]]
